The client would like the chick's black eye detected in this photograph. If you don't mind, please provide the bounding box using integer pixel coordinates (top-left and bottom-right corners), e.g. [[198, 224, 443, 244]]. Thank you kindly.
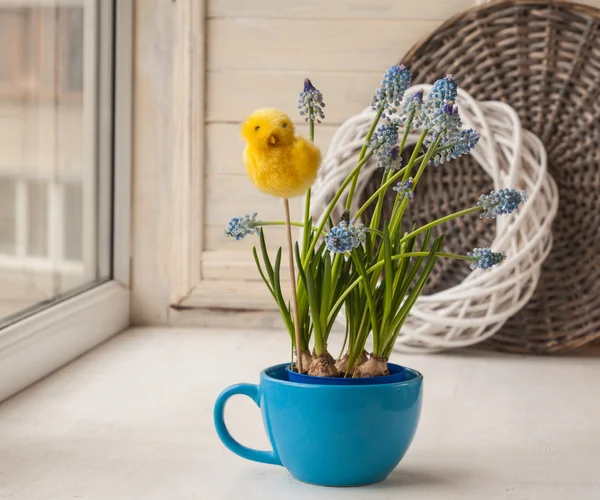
[[281, 122, 287, 128], [254, 125, 260, 131]]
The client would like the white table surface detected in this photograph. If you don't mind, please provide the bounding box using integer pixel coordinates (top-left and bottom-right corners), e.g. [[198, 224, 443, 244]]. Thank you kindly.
[[0, 327, 599, 500]]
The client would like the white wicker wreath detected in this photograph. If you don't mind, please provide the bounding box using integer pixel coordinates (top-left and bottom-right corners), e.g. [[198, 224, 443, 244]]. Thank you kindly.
[[309, 86, 559, 353]]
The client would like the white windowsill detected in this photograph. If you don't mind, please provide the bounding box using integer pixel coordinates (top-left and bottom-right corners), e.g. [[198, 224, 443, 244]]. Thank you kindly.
[[0, 327, 598, 499], [0, 280, 129, 402]]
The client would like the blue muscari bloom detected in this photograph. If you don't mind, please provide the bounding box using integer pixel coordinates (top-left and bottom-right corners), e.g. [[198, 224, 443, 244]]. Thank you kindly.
[[421, 75, 463, 142], [432, 128, 480, 166], [477, 188, 527, 219], [369, 122, 400, 170], [225, 213, 259, 240], [325, 219, 367, 254], [370, 122, 399, 151], [429, 74, 458, 103], [423, 101, 463, 143], [456, 128, 480, 154], [400, 89, 424, 124], [297, 78, 325, 123], [371, 64, 412, 119], [393, 177, 414, 200], [467, 247, 506, 271], [414, 75, 480, 166], [379, 145, 402, 171]]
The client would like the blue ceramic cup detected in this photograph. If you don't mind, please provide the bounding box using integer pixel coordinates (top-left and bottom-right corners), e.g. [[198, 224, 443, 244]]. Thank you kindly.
[[214, 363, 423, 486]]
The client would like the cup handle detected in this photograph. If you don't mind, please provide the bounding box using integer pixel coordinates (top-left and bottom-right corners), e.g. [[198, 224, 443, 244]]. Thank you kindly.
[[214, 383, 282, 466]]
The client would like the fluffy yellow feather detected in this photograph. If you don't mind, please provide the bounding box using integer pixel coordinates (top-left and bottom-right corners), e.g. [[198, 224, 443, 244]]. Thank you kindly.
[[241, 108, 321, 199]]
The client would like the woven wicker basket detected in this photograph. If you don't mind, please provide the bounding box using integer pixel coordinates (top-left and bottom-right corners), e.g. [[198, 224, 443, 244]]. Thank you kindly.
[[365, 0, 600, 353]]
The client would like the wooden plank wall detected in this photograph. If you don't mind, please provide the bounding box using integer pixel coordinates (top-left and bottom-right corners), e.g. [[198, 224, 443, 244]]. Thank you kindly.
[[202, 0, 600, 275], [203, 0, 475, 259]]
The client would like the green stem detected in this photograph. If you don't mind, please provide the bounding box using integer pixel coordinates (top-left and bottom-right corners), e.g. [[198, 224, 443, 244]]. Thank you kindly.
[[385, 136, 450, 242], [302, 189, 312, 258], [338, 314, 349, 361], [370, 169, 394, 231], [397, 113, 414, 154], [329, 253, 342, 303], [355, 129, 427, 231], [302, 118, 315, 258], [399, 206, 481, 245], [392, 251, 471, 260], [412, 136, 441, 185], [350, 252, 379, 349], [367, 228, 384, 238], [313, 331, 325, 356], [303, 151, 374, 267], [389, 132, 435, 236], [362, 140, 447, 185], [354, 165, 409, 220], [403, 130, 428, 182], [370, 120, 411, 236], [327, 251, 471, 323], [257, 220, 327, 237], [344, 145, 442, 230], [345, 107, 384, 211], [366, 165, 394, 257]]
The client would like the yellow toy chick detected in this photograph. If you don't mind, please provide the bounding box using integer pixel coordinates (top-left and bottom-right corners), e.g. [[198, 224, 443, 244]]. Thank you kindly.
[[241, 108, 321, 199]]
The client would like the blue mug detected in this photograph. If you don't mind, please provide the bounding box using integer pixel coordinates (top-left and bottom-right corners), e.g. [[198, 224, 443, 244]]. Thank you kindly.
[[214, 363, 423, 486]]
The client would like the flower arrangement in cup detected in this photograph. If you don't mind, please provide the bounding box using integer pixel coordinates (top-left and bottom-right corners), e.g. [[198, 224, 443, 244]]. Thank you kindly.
[[227, 66, 526, 378]]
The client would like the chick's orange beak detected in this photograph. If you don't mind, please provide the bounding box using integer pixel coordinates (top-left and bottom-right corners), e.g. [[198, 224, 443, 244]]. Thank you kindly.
[[269, 135, 277, 145]]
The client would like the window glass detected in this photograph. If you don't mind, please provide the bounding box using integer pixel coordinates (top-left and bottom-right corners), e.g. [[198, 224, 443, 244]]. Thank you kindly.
[[0, 2, 111, 326]]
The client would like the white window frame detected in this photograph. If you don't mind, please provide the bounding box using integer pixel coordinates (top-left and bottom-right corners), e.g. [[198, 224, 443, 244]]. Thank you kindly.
[[130, 0, 204, 325], [0, 0, 132, 402], [129, 0, 280, 328]]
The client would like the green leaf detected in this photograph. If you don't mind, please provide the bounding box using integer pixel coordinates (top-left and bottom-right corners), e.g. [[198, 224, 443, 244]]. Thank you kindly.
[[394, 227, 433, 305], [252, 247, 274, 297], [328, 253, 343, 305], [381, 224, 394, 333], [294, 243, 324, 353], [273, 249, 292, 317], [327, 214, 335, 231], [384, 235, 444, 356], [312, 240, 327, 267], [273, 248, 294, 336], [393, 228, 415, 290], [296, 279, 309, 334], [259, 229, 274, 282], [383, 228, 435, 352], [253, 246, 293, 339], [365, 230, 374, 258], [302, 216, 313, 259], [305, 260, 322, 338], [350, 252, 379, 349], [320, 253, 332, 332]]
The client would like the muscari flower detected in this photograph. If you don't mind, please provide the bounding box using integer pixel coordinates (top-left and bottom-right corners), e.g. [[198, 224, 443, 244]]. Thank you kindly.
[[420, 75, 464, 143], [378, 145, 402, 171], [325, 219, 367, 254], [225, 213, 259, 240], [432, 128, 480, 166], [297, 78, 325, 123], [429, 74, 458, 103], [393, 177, 414, 200], [371, 64, 412, 119], [388, 145, 402, 169], [400, 89, 424, 125], [423, 101, 463, 143], [477, 188, 527, 219], [467, 247, 506, 271], [369, 122, 400, 170]]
